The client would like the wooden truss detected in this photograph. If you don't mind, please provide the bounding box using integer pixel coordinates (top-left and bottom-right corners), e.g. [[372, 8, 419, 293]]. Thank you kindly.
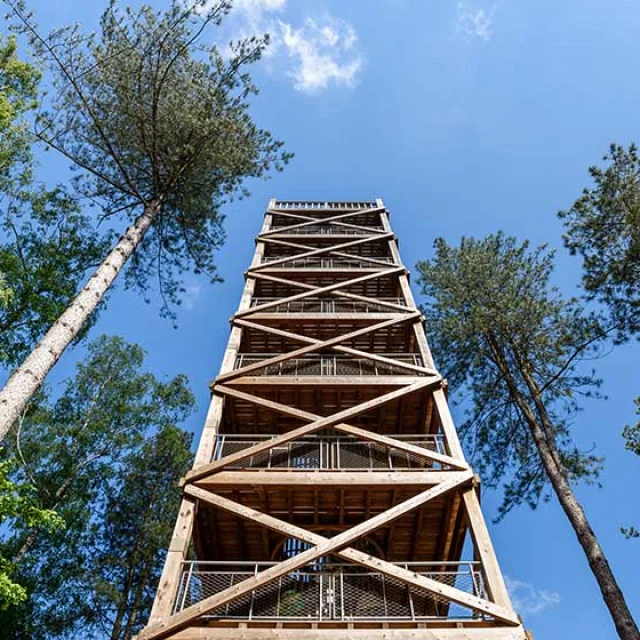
[[139, 200, 527, 640]]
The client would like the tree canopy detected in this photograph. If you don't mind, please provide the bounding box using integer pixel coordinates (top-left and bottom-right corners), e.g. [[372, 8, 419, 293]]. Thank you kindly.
[[0, 335, 195, 638], [559, 143, 640, 342], [416, 232, 639, 639]]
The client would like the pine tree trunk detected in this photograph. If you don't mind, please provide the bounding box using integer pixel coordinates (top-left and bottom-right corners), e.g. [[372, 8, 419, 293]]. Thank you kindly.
[[488, 335, 640, 639], [0, 201, 160, 442]]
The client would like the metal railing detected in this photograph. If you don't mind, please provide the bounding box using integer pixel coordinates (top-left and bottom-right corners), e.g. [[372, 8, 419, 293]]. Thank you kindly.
[[268, 225, 385, 235], [273, 201, 377, 210], [261, 256, 394, 269], [234, 353, 424, 376], [173, 561, 487, 621], [212, 434, 447, 469], [249, 297, 406, 313]]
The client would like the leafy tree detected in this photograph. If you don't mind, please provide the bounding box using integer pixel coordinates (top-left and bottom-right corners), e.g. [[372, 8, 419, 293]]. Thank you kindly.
[[0, 455, 63, 612], [89, 425, 192, 640], [621, 397, 640, 540], [0, 34, 38, 186], [559, 143, 640, 342], [0, 35, 112, 367], [416, 233, 639, 640], [0, 0, 292, 440], [0, 335, 195, 638], [0, 187, 113, 367]]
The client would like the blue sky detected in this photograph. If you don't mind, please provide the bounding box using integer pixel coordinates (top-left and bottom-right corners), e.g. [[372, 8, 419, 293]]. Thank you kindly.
[[7, 0, 640, 637]]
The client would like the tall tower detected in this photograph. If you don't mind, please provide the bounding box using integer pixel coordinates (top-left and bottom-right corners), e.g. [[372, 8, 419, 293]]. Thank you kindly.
[[138, 200, 528, 640]]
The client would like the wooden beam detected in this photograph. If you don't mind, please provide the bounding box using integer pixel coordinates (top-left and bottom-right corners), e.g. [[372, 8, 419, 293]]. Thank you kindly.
[[260, 236, 395, 268], [433, 388, 466, 462], [193, 470, 459, 487], [139, 474, 477, 639], [147, 498, 196, 623], [462, 486, 513, 610], [167, 629, 528, 640], [259, 206, 384, 237], [185, 379, 436, 483]]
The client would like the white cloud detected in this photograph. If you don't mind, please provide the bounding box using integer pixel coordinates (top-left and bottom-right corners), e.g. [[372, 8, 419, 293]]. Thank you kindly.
[[279, 17, 363, 93], [505, 577, 560, 616], [223, 1, 364, 93], [231, 0, 286, 27], [456, 1, 498, 41], [182, 284, 202, 311]]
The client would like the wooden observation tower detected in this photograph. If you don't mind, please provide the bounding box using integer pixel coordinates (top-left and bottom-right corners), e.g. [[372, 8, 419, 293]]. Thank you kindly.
[[138, 200, 528, 640]]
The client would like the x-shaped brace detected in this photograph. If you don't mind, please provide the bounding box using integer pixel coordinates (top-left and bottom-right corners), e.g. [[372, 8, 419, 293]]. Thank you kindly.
[[261, 206, 388, 238], [218, 311, 436, 384], [245, 270, 412, 313], [250, 233, 394, 272], [138, 472, 519, 639]]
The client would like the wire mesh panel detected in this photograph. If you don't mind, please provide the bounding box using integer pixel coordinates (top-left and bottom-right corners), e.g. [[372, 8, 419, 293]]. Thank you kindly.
[[249, 297, 406, 313], [268, 225, 385, 235], [213, 435, 448, 470], [235, 354, 424, 377], [174, 562, 488, 622]]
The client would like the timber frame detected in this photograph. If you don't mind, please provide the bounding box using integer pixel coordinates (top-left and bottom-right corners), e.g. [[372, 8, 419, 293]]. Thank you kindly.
[[138, 200, 528, 640]]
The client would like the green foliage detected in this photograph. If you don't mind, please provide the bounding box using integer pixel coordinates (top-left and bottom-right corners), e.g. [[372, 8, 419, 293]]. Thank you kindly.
[[559, 143, 640, 342], [0, 335, 195, 638], [0, 31, 112, 367], [0, 187, 113, 366], [7, 0, 292, 318], [621, 397, 640, 539], [89, 425, 192, 639], [416, 233, 605, 518], [0, 454, 63, 611], [0, 34, 39, 187]]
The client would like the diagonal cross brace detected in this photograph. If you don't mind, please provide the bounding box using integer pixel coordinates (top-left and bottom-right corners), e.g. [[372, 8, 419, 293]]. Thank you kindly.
[[209, 383, 467, 471], [217, 311, 423, 384], [260, 206, 385, 237], [185, 378, 440, 484], [249, 233, 393, 272], [138, 471, 500, 640], [237, 266, 406, 317], [260, 236, 395, 268], [185, 485, 519, 626], [232, 317, 437, 377], [246, 271, 413, 313]]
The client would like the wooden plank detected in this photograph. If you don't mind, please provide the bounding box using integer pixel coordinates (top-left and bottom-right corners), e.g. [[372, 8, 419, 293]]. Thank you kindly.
[[168, 629, 528, 640], [147, 498, 196, 623], [193, 470, 458, 487], [217, 311, 421, 383], [210, 383, 463, 471], [186, 379, 436, 482], [259, 236, 396, 268], [139, 475, 475, 639], [233, 317, 438, 377], [433, 388, 466, 463], [462, 486, 513, 610], [224, 375, 427, 386]]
